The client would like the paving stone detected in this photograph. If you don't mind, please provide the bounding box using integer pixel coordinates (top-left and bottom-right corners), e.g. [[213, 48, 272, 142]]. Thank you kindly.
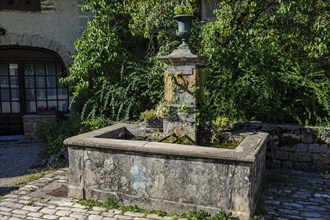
[[0, 207, 13, 212], [12, 209, 29, 215], [2, 199, 18, 203], [114, 214, 133, 219], [124, 212, 145, 217], [0, 201, 24, 209], [281, 202, 304, 209], [71, 207, 87, 213], [146, 214, 170, 220], [56, 207, 72, 211], [304, 205, 327, 211], [56, 210, 72, 217], [69, 212, 87, 219], [101, 211, 114, 217], [88, 214, 104, 220], [27, 212, 44, 217], [301, 212, 321, 218], [3, 194, 19, 199], [40, 207, 57, 215], [59, 217, 77, 220], [87, 210, 101, 215], [0, 211, 12, 216], [72, 204, 85, 208], [43, 214, 60, 219]]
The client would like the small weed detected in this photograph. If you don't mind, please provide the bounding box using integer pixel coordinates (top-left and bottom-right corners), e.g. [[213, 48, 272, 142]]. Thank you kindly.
[[16, 169, 54, 186], [78, 199, 104, 211], [27, 199, 36, 206], [0, 196, 4, 201], [78, 198, 232, 220]]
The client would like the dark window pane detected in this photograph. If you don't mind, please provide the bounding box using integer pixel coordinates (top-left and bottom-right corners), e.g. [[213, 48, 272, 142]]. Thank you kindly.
[[1, 89, 10, 101], [26, 101, 36, 113], [56, 64, 62, 76], [35, 64, 45, 75], [46, 64, 56, 75], [25, 76, 35, 88], [1, 102, 10, 113], [36, 76, 46, 87], [11, 102, 20, 113], [48, 101, 57, 110], [36, 89, 46, 100], [58, 101, 68, 111], [47, 89, 57, 100], [24, 64, 34, 75], [10, 77, 19, 88], [25, 89, 35, 100], [0, 76, 9, 88], [58, 88, 68, 99], [9, 64, 18, 76], [37, 101, 46, 110], [0, 64, 8, 75], [11, 89, 19, 101], [47, 76, 56, 87]]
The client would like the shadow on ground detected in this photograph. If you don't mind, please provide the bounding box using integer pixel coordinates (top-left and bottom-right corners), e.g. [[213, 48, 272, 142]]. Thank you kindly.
[[0, 140, 46, 195]]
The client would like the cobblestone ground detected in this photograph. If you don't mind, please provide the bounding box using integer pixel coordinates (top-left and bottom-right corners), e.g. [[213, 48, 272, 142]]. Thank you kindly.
[[260, 169, 330, 220], [0, 168, 329, 220]]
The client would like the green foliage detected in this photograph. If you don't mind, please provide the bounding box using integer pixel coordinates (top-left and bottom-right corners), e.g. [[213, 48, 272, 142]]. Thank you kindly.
[[67, 0, 330, 126], [201, 0, 330, 125], [211, 116, 234, 143], [82, 116, 112, 130], [174, 0, 195, 15], [36, 116, 81, 155], [140, 109, 157, 122], [78, 198, 232, 219]]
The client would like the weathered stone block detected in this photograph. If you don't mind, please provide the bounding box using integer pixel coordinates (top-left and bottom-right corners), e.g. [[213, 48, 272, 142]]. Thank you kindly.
[[290, 153, 312, 162], [313, 154, 330, 164], [301, 133, 315, 144], [288, 143, 308, 152], [282, 161, 293, 168], [309, 144, 329, 153], [294, 162, 312, 170], [276, 151, 289, 160]]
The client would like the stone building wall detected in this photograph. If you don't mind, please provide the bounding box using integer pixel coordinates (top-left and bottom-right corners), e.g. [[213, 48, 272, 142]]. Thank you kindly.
[[22, 115, 56, 139], [0, 0, 80, 58], [236, 122, 330, 172]]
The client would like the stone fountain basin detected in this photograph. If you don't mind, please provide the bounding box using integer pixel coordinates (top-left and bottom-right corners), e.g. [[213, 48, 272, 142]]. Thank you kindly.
[[64, 123, 269, 219]]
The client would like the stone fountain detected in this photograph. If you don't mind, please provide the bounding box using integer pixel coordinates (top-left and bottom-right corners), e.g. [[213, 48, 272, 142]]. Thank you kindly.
[[64, 15, 269, 219]]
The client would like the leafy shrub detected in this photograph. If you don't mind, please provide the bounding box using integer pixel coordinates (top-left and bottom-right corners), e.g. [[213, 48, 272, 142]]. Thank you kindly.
[[139, 109, 157, 122], [36, 116, 81, 155], [65, 0, 330, 126]]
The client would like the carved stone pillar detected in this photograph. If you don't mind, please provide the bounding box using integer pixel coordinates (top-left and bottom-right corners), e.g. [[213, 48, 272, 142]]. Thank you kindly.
[[160, 47, 204, 142]]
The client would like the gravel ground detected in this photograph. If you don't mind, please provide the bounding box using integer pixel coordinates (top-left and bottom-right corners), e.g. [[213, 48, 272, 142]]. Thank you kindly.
[[0, 141, 46, 195]]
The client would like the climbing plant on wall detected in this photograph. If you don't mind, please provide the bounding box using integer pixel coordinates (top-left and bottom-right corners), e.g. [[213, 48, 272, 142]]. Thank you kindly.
[[63, 0, 329, 127]]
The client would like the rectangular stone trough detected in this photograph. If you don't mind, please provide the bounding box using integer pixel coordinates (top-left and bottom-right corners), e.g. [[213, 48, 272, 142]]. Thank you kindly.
[[64, 123, 269, 219]]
